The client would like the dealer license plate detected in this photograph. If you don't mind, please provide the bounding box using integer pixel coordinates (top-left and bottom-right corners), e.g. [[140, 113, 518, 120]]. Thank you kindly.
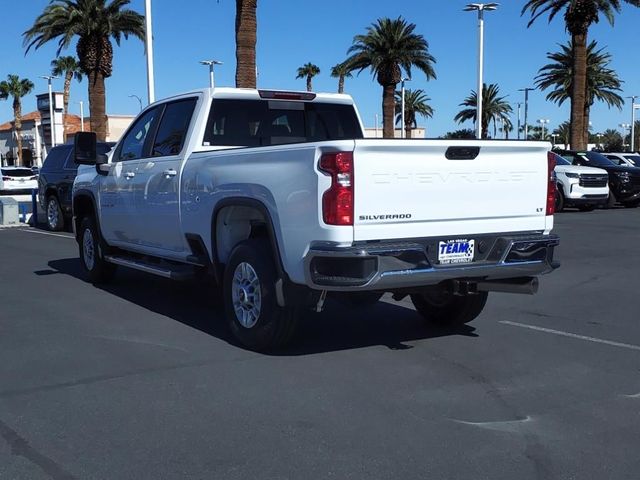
[[437, 239, 475, 265]]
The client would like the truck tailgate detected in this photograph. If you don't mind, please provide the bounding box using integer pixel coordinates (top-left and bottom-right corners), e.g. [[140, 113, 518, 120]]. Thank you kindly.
[[352, 139, 552, 241]]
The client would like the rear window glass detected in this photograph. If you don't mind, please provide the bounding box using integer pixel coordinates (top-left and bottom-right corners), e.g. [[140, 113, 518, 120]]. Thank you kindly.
[[42, 146, 71, 172], [1, 168, 34, 177], [203, 99, 362, 147]]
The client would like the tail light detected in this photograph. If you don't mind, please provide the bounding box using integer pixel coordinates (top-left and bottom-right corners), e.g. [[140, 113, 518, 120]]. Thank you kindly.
[[319, 151, 354, 225], [546, 151, 556, 215]]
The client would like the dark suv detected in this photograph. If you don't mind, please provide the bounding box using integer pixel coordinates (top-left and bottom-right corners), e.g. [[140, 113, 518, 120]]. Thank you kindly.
[[554, 149, 640, 208], [38, 142, 114, 230]]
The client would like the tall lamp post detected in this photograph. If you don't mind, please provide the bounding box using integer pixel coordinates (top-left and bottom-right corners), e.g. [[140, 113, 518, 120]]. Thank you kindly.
[[538, 118, 550, 140], [464, 2, 499, 140], [128, 94, 143, 112], [619, 123, 631, 148], [518, 87, 534, 140], [200, 60, 223, 89], [144, 0, 155, 103], [627, 96, 638, 151], [515, 102, 522, 139], [400, 77, 411, 138], [40, 75, 57, 148]]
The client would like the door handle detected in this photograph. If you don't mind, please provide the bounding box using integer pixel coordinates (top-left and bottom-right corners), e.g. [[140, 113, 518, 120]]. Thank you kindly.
[[124, 171, 136, 179], [163, 169, 178, 178]]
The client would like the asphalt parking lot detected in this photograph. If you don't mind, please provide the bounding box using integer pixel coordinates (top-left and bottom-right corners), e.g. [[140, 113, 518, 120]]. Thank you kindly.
[[1, 209, 639, 480]]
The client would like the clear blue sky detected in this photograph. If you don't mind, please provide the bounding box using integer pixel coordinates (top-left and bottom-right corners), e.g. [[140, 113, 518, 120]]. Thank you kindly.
[[1, 0, 638, 137]]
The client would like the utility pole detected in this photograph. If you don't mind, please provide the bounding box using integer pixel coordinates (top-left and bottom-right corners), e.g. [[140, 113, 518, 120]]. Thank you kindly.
[[518, 87, 534, 140], [628, 96, 638, 152], [144, 0, 155, 104]]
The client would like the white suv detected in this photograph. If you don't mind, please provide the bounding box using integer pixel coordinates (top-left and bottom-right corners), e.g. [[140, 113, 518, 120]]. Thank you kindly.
[[603, 152, 640, 167], [552, 152, 608, 211]]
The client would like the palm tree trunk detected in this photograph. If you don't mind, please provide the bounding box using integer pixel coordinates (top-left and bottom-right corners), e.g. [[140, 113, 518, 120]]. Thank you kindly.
[[13, 99, 23, 166], [382, 84, 395, 138], [88, 71, 107, 141], [583, 104, 591, 147], [63, 71, 72, 142], [235, 0, 257, 89], [570, 33, 588, 150], [405, 125, 412, 138], [338, 75, 344, 94], [306, 76, 312, 92]]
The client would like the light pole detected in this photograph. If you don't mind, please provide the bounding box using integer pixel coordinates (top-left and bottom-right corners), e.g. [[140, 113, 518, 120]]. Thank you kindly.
[[515, 102, 522, 139], [128, 94, 143, 112], [620, 123, 631, 148], [627, 96, 638, 151], [538, 119, 550, 140], [551, 133, 557, 146], [518, 87, 534, 140], [464, 2, 499, 139], [144, 0, 155, 103], [401, 77, 411, 138], [40, 75, 57, 148], [78, 101, 84, 132], [200, 60, 223, 89]]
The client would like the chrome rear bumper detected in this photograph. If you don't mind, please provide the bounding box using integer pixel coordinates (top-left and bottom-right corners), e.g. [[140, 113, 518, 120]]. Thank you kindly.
[[304, 233, 559, 292]]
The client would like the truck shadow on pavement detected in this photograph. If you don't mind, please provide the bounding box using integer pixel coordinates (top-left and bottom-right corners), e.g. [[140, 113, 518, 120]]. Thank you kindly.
[[45, 257, 478, 355]]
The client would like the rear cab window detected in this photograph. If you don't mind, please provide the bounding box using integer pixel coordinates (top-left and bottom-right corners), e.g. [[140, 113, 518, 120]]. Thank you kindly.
[[203, 98, 363, 147], [42, 146, 72, 172]]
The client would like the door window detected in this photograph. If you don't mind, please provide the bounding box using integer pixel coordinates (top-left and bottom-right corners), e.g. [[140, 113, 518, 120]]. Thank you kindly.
[[152, 98, 197, 157], [117, 107, 160, 161], [42, 146, 71, 172]]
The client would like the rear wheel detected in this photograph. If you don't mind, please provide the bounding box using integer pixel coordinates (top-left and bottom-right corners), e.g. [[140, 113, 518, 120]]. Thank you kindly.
[[554, 186, 565, 212], [410, 289, 488, 326], [223, 239, 299, 351], [79, 216, 116, 284], [46, 196, 64, 231]]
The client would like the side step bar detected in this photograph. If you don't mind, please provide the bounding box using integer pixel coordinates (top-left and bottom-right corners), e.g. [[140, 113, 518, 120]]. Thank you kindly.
[[104, 255, 195, 281]]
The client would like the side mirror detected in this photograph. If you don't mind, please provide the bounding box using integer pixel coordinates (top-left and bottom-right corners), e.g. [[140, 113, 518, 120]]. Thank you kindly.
[[74, 132, 98, 164]]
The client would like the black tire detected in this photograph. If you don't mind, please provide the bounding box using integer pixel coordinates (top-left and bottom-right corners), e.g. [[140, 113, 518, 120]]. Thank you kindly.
[[410, 290, 488, 326], [578, 204, 595, 212], [223, 239, 299, 351], [606, 188, 617, 209], [46, 195, 64, 231], [78, 216, 116, 284], [623, 200, 640, 208], [554, 186, 564, 212]]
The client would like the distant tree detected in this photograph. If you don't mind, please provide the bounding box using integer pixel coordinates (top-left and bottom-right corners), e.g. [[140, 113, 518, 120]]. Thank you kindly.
[[536, 40, 624, 145], [623, 121, 640, 152], [394, 89, 433, 138], [51, 56, 83, 116], [601, 128, 624, 152], [0, 75, 35, 166], [522, 0, 640, 150], [236, 0, 258, 88], [330, 62, 353, 94], [344, 17, 436, 138], [552, 121, 571, 148], [296, 63, 320, 92], [454, 83, 512, 139], [441, 129, 475, 139]]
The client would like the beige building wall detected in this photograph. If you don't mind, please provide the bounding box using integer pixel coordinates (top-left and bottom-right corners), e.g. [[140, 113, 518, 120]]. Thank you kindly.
[[363, 127, 426, 138], [106, 116, 135, 142]]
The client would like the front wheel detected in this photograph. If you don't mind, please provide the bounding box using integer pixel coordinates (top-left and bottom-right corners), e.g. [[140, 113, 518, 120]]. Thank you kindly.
[[410, 289, 488, 326], [623, 200, 640, 208], [46, 196, 64, 231], [223, 239, 299, 351], [79, 216, 116, 284], [606, 188, 617, 209]]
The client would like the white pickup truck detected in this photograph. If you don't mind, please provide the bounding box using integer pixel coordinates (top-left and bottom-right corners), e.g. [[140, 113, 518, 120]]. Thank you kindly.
[[72, 88, 559, 350]]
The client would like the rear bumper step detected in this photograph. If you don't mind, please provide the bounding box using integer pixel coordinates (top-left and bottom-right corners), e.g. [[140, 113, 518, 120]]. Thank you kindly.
[[304, 234, 559, 292]]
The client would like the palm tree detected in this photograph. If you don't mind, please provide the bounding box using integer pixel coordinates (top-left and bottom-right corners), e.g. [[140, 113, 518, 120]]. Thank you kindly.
[[552, 121, 571, 148], [344, 17, 436, 138], [24, 0, 145, 142], [235, 0, 257, 88], [522, 0, 640, 150], [601, 128, 624, 152], [394, 89, 433, 138], [454, 83, 512, 139], [441, 129, 475, 139], [51, 56, 83, 116], [0, 75, 35, 166], [296, 63, 320, 92], [330, 63, 353, 94], [535, 40, 624, 145]]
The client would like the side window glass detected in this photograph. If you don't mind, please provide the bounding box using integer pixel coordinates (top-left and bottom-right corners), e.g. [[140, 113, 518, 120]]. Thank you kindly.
[[152, 98, 197, 157], [43, 147, 70, 171], [63, 148, 78, 170], [117, 107, 160, 161]]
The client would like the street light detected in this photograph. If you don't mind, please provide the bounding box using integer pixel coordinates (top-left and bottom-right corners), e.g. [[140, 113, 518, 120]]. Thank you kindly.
[[200, 59, 223, 89], [77, 101, 84, 132], [144, 0, 155, 103], [518, 87, 534, 140], [627, 96, 638, 151], [538, 118, 550, 140], [464, 2, 499, 139], [515, 102, 522, 140], [128, 94, 143, 112], [400, 77, 411, 139], [40, 75, 57, 148]]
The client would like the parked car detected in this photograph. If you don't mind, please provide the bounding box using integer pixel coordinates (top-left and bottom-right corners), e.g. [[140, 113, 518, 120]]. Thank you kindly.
[[603, 152, 640, 168], [554, 149, 640, 208], [551, 152, 608, 211], [38, 142, 114, 230], [0, 166, 38, 194]]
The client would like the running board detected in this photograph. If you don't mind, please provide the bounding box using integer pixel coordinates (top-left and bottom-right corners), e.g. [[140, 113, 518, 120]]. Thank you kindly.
[[104, 255, 195, 281]]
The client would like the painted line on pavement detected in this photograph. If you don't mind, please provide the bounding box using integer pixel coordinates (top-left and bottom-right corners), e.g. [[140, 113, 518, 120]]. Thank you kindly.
[[16, 228, 74, 239], [500, 320, 640, 352]]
